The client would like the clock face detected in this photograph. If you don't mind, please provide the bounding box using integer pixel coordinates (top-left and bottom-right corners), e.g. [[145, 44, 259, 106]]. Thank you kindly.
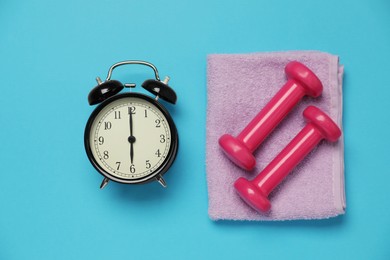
[[85, 93, 177, 183]]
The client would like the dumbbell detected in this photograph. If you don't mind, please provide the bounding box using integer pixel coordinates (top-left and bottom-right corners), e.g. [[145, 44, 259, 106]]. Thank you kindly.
[[234, 106, 341, 213], [219, 61, 323, 170]]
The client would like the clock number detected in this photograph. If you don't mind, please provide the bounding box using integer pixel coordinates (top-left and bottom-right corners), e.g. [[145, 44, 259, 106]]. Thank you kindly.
[[128, 106, 136, 114], [104, 122, 112, 130], [114, 111, 121, 119], [155, 149, 161, 157], [146, 160, 151, 169], [98, 136, 104, 145], [144, 110, 148, 118], [103, 151, 109, 159], [155, 119, 161, 128], [130, 164, 136, 173], [160, 134, 165, 143], [116, 162, 121, 170]]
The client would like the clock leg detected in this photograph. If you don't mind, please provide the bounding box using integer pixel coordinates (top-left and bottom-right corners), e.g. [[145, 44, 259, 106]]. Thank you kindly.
[[156, 175, 167, 188], [100, 177, 110, 189]]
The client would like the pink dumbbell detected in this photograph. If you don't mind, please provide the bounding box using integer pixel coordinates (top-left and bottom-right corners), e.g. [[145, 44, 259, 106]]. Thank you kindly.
[[234, 106, 341, 213], [219, 61, 323, 171]]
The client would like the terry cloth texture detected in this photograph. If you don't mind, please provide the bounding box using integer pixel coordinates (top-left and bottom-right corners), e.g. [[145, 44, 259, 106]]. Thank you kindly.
[[206, 51, 345, 221]]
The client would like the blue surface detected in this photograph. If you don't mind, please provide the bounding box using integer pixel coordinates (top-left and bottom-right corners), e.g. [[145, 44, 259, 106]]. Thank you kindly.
[[1, 0, 389, 259]]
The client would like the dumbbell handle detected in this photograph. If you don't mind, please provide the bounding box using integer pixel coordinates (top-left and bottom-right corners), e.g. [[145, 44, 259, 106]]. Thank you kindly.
[[255, 122, 323, 195], [238, 80, 307, 152]]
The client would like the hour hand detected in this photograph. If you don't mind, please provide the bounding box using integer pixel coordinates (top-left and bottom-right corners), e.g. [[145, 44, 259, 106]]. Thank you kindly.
[[130, 142, 134, 164]]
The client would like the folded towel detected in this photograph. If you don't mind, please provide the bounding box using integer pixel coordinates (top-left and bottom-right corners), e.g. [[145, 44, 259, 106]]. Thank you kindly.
[[206, 51, 345, 221]]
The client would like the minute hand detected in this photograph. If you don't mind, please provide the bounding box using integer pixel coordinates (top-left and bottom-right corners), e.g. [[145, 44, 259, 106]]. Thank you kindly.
[[130, 109, 133, 136]]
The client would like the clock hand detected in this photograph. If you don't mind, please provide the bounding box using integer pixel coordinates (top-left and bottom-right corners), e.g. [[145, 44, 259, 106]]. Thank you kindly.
[[130, 142, 134, 164], [129, 108, 133, 136], [129, 109, 135, 164]]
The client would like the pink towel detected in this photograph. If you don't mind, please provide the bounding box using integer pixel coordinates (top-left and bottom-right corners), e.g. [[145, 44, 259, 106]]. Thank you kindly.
[[206, 51, 345, 221]]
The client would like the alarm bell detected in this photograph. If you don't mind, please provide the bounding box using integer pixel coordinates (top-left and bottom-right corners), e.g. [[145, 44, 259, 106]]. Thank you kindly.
[[88, 79, 124, 105], [142, 77, 177, 104]]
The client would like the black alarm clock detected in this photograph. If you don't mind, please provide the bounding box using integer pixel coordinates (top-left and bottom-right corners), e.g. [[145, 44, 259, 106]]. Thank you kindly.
[[84, 60, 178, 189]]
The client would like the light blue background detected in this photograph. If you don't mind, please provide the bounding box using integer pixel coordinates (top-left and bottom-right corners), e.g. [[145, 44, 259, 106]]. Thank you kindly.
[[1, 0, 389, 259]]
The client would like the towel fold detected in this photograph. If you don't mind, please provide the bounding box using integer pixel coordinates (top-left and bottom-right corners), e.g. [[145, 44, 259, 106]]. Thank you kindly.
[[206, 51, 345, 221]]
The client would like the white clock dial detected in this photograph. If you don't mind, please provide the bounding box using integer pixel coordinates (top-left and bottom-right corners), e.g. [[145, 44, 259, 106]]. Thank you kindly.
[[88, 96, 172, 180]]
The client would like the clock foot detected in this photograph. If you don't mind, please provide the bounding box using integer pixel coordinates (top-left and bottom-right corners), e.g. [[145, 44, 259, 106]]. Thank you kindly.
[[156, 175, 167, 188], [100, 178, 109, 189]]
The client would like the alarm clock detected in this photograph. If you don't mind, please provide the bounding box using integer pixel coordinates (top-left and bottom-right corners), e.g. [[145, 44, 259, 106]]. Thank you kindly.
[[84, 60, 178, 189]]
